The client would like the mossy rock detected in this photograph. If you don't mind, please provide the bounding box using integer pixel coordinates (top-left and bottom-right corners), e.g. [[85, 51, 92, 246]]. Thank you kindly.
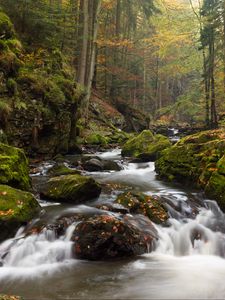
[[0, 48, 21, 76], [41, 174, 101, 203], [155, 130, 225, 183], [116, 191, 168, 224], [0, 143, 31, 190], [109, 130, 130, 144], [0, 11, 15, 39], [205, 172, 225, 210], [121, 130, 171, 161], [0, 185, 41, 241], [85, 133, 109, 146], [47, 163, 80, 177], [155, 129, 225, 210]]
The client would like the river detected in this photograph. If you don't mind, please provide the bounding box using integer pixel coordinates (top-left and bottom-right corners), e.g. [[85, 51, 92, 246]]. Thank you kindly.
[[1, 148, 225, 299]]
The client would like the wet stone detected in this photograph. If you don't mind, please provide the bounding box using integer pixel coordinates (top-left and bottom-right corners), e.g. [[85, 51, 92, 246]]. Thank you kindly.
[[72, 214, 158, 261]]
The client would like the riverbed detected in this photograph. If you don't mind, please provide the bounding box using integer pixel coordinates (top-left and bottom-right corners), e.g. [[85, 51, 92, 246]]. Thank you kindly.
[[1, 149, 225, 299]]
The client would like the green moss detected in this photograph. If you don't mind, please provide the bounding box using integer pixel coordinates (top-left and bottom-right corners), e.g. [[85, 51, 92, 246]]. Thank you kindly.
[[121, 130, 171, 161], [5, 39, 22, 54], [86, 133, 109, 146], [47, 163, 80, 177], [155, 129, 225, 210], [206, 172, 225, 210], [0, 11, 15, 39], [41, 174, 101, 203], [6, 78, 18, 95], [0, 143, 31, 190], [217, 155, 225, 176], [109, 130, 130, 144], [116, 191, 168, 224], [0, 184, 40, 241], [0, 48, 21, 76]]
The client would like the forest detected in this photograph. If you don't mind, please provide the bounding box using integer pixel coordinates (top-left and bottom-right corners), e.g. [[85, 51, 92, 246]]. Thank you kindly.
[[0, 1, 225, 300]]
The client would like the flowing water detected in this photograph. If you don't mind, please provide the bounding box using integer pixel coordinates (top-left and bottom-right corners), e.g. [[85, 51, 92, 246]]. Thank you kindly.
[[1, 149, 225, 299]]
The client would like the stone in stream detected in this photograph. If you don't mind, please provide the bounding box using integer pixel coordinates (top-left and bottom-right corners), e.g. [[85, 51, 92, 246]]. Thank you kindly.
[[115, 191, 169, 224], [47, 163, 81, 177], [82, 157, 121, 172], [121, 130, 171, 162], [0, 143, 31, 191], [40, 174, 101, 203], [155, 129, 225, 211], [72, 214, 158, 260], [0, 184, 41, 242]]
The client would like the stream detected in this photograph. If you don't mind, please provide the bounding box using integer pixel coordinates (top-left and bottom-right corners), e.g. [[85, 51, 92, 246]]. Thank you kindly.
[[1, 148, 225, 299]]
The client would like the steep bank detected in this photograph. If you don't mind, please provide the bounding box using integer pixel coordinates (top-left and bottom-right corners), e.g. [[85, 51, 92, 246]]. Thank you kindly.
[[0, 9, 85, 156]]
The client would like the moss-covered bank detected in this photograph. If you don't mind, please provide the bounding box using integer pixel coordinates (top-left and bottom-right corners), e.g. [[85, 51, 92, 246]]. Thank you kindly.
[[0, 9, 85, 156], [155, 129, 225, 210]]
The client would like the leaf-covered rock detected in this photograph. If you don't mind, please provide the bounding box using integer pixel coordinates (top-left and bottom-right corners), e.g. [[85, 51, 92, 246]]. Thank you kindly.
[[40, 174, 101, 203], [121, 130, 171, 161], [73, 214, 157, 260], [116, 191, 168, 224], [0, 184, 41, 241]]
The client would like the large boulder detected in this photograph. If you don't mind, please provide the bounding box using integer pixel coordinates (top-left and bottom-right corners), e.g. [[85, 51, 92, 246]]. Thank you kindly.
[[72, 214, 157, 260], [121, 130, 171, 161], [116, 191, 169, 224], [0, 185, 41, 241], [40, 174, 101, 203], [155, 129, 225, 210], [0, 143, 31, 190]]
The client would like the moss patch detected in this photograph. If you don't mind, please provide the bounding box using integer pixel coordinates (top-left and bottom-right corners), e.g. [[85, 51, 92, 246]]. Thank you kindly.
[[47, 163, 80, 177], [41, 174, 101, 203], [0, 184, 40, 241], [0, 143, 31, 190], [121, 130, 171, 161], [155, 129, 225, 210], [0, 11, 15, 39]]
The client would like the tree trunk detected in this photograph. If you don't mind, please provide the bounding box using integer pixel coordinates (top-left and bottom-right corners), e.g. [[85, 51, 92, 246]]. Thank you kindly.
[[77, 0, 89, 85], [84, 0, 102, 120]]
